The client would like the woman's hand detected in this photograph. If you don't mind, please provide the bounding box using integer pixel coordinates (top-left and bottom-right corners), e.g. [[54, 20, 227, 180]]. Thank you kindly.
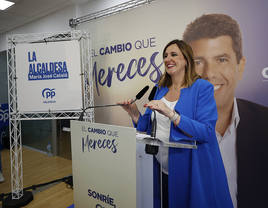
[[144, 100, 174, 118], [145, 100, 180, 125], [117, 99, 140, 124]]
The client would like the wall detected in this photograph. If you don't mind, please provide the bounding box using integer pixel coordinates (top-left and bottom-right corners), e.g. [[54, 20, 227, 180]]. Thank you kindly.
[[0, 0, 130, 51]]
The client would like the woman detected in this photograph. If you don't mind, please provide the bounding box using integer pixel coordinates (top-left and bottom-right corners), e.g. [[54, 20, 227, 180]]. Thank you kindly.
[[119, 40, 233, 208]]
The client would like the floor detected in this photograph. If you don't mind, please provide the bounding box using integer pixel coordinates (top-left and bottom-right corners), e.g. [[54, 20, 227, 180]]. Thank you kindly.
[[0, 147, 74, 208]]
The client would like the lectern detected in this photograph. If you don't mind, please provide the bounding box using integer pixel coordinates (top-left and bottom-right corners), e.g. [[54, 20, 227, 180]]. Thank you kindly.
[[70, 121, 197, 208]]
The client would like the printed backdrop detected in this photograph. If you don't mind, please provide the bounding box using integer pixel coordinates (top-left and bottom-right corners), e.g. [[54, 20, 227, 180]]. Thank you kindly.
[[78, 0, 268, 126], [15, 40, 82, 112]]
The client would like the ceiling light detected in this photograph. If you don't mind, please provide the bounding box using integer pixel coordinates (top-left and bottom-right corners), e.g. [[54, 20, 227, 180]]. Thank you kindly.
[[0, 0, 14, 10]]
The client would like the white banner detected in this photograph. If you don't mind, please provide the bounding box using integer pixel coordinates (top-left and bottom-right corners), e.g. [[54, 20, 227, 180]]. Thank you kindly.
[[15, 40, 82, 112], [71, 121, 137, 208]]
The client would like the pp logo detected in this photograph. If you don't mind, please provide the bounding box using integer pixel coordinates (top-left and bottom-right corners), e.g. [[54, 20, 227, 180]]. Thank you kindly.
[[42, 88, 56, 99], [262, 67, 268, 80], [0, 109, 9, 123]]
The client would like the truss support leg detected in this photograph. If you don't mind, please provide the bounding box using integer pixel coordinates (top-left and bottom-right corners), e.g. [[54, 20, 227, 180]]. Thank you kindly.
[[2, 191, 33, 208]]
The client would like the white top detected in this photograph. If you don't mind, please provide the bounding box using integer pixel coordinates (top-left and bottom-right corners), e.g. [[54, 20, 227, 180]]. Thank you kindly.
[[152, 97, 177, 174], [216, 98, 240, 208]]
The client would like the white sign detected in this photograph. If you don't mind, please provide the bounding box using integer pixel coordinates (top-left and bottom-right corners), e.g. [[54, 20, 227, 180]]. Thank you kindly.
[[15, 40, 82, 112], [71, 121, 137, 208]]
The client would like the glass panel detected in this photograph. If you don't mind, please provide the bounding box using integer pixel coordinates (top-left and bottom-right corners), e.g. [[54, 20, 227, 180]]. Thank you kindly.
[[21, 120, 54, 154], [0, 51, 8, 103], [57, 119, 72, 160]]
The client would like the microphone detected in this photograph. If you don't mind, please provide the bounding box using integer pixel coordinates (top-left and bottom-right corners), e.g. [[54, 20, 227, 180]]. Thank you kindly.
[[129, 85, 149, 105], [78, 85, 149, 121], [136, 85, 150, 100], [148, 86, 157, 101], [145, 86, 159, 155]]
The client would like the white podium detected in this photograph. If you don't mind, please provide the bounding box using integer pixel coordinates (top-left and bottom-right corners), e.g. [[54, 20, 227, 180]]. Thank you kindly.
[[71, 120, 154, 208], [70, 121, 197, 208]]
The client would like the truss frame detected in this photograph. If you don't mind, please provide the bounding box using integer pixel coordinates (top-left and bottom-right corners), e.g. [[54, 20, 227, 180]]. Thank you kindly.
[[7, 30, 94, 199], [69, 0, 156, 28]]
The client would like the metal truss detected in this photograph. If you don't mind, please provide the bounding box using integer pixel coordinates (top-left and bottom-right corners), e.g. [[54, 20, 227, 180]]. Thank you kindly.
[[8, 30, 83, 44], [13, 111, 81, 120], [80, 32, 94, 122], [69, 0, 156, 28], [7, 30, 94, 199]]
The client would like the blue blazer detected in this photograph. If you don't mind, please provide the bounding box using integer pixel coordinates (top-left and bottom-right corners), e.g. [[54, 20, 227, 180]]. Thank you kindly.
[[136, 79, 233, 208]]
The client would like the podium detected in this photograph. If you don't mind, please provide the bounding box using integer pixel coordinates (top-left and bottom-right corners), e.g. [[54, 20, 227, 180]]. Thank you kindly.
[[70, 121, 197, 208]]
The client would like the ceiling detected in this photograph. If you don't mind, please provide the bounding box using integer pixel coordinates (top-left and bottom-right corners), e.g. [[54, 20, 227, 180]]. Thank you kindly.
[[0, 0, 91, 34]]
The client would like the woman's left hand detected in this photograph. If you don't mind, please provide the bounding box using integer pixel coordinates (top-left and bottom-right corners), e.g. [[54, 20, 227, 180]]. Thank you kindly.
[[144, 100, 174, 119]]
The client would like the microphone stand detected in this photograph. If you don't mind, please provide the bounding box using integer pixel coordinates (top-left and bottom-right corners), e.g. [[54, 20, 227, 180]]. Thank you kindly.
[[78, 98, 139, 121], [145, 110, 159, 155], [78, 85, 149, 121], [151, 110, 157, 138]]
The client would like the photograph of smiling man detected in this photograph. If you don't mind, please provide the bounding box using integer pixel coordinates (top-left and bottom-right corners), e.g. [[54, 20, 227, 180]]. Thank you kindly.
[[183, 13, 268, 208]]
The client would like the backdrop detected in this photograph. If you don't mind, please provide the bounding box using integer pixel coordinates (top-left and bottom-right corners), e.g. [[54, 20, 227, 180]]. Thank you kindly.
[[78, 0, 268, 126]]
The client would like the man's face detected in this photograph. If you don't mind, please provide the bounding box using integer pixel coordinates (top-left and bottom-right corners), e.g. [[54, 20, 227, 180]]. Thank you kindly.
[[189, 36, 245, 109]]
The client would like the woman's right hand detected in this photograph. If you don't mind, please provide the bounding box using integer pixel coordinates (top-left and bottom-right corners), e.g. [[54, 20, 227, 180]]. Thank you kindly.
[[117, 99, 140, 124]]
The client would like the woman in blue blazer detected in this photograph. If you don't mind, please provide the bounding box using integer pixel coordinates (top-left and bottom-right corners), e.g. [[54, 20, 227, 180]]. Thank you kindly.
[[119, 39, 233, 208]]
